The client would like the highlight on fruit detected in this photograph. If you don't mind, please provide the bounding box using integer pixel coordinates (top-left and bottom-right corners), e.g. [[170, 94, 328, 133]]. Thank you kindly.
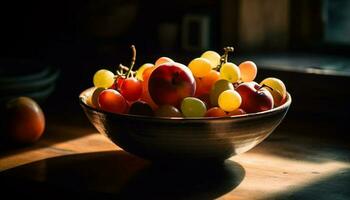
[[86, 45, 288, 118]]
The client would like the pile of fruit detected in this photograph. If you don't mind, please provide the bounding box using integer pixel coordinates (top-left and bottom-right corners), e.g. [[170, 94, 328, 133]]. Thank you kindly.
[[86, 45, 287, 118]]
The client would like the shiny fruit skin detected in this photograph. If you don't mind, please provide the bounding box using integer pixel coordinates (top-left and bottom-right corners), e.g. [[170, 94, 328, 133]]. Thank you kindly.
[[154, 105, 182, 117], [155, 57, 174, 67], [140, 66, 158, 110], [119, 77, 143, 102], [4, 97, 45, 144], [148, 63, 196, 106], [201, 50, 221, 68], [93, 69, 115, 88], [136, 63, 154, 81], [239, 61, 257, 82], [218, 90, 242, 112], [181, 97, 207, 117], [205, 107, 227, 117], [235, 82, 274, 113], [260, 77, 287, 107], [188, 57, 212, 77], [98, 89, 127, 114], [219, 62, 241, 83], [194, 70, 220, 97], [209, 79, 234, 106]]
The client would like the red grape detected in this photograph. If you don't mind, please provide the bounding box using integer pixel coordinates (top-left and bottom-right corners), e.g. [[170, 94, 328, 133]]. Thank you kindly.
[[98, 89, 127, 114], [119, 77, 143, 102]]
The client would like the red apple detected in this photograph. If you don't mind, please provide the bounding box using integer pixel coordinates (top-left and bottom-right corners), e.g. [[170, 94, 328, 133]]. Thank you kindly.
[[148, 62, 196, 106], [3, 97, 45, 144], [235, 82, 274, 113]]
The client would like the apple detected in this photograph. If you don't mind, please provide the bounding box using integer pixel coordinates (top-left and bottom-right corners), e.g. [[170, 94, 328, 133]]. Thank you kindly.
[[235, 82, 274, 113], [148, 62, 196, 106], [2, 97, 45, 144]]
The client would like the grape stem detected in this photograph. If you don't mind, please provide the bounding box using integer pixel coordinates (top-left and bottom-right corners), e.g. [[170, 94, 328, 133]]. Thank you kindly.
[[216, 46, 234, 70], [125, 45, 136, 78]]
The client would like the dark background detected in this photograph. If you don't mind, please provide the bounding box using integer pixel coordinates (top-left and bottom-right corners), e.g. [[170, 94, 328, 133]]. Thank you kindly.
[[0, 0, 349, 134]]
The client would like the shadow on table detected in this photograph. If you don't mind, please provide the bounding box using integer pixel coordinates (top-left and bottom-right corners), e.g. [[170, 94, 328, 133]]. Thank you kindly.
[[0, 150, 245, 199]]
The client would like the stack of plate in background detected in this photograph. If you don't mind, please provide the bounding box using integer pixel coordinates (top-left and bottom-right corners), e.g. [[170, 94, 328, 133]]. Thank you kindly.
[[0, 59, 60, 104]]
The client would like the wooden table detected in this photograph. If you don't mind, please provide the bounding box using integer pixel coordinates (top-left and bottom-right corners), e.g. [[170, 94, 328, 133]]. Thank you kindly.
[[1, 112, 349, 199]]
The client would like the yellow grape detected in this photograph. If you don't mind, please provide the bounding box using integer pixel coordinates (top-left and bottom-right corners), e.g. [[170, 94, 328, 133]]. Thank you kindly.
[[209, 79, 234, 106], [188, 57, 212, 77], [218, 90, 242, 112], [136, 63, 154, 81], [219, 62, 241, 83], [260, 77, 287, 106], [201, 51, 221, 68], [239, 61, 257, 82], [93, 69, 115, 88]]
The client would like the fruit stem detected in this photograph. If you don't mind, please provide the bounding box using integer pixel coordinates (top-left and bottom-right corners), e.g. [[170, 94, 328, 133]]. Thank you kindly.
[[115, 64, 135, 79], [126, 45, 136, 78], [216, 46, 234, 70]]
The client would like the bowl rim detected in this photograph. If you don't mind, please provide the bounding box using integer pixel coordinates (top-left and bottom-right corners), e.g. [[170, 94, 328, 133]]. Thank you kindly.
[[79, 87, 291, 122]]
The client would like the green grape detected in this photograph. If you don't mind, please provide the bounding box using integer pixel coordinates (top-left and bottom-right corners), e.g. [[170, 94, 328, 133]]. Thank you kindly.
[[181, 97, 207, 117], [201, 51, 221, 68], [239, 61, 257, 82], [219, 62, 241, 83], [218, 90, 242, 112], [209, 79, 234, 106], [188, 57, 212, 77], [93, 69, 115, 88]]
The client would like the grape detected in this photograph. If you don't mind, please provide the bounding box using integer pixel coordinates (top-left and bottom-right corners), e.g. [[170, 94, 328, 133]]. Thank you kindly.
[[228, 108, 246, 116], [155, 105, 182, 117], [195, 70, 220, 97], [201, 50, 221, 68], [119, 77, 143, 102], [91, 87, 105, 108], [93, 69, 115, 88], [98, 89, 127, 114], [140, 65, 158, 110], [188, 57, 212, 77], [155, 57, 174, 67], [260, 77, 287, 106], [205, 107, 227, 117], [219, 62, 241, 83], [218, 90, 242, 112], [209, 79, 234, 106], [239, 61, 257, 82], [109, 76, 125, 90], [136, 63, 154, 81], [129, 101, 154, 116], [181, 97, 207, 117], [142, 65, 157, 83]]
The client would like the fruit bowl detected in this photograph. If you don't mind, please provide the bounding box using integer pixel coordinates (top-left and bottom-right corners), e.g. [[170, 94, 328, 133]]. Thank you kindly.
[[79, 87, 291, 162]]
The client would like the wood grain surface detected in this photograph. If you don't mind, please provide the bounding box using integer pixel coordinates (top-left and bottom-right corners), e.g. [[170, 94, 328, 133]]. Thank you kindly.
[[0, 114, 349, 199]]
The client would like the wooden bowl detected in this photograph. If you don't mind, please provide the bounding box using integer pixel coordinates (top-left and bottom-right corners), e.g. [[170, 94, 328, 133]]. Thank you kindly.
[[79, 88, 291, 162]]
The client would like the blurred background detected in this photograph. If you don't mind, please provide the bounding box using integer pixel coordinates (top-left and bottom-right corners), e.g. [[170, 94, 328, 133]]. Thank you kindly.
[[0, 0, 349, 135]]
